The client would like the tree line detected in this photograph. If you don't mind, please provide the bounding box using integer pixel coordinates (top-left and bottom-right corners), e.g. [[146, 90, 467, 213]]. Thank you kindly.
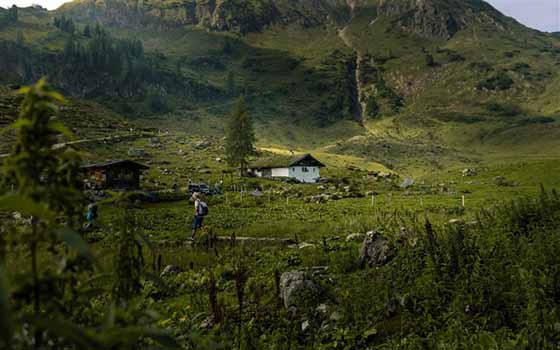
[[0, 5, 18, 27]]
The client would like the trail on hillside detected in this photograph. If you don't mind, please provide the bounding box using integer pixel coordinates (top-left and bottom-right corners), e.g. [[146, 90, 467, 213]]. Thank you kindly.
[[339, 1, 366, 125]]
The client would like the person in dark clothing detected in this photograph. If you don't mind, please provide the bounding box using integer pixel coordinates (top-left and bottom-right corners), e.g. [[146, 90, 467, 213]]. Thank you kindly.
[[190, 192, 208, 240]]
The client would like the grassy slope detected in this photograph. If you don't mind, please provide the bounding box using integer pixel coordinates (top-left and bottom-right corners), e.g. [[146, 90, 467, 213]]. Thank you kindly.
[[0, 85, 134, 153]]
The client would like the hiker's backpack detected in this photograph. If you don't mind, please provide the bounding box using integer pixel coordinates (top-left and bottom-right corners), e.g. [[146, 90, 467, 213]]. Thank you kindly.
[[198, 201, 209, 216]]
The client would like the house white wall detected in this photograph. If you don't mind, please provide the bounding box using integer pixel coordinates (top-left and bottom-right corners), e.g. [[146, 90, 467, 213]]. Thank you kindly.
[[271, 168, 290, 177], [289, 166, 321, 183], [252, 166, 321, 183]]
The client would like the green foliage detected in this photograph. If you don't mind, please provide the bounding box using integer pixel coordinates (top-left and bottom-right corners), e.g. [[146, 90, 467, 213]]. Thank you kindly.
[[53, 15, 75, 34], [83, 24, 91, 38], [225, 97, 256, 174], [113, 212, 146, 302], [0, 80, 180, 349], [0, 5, 17, 27], [477, 71, 514, 91]]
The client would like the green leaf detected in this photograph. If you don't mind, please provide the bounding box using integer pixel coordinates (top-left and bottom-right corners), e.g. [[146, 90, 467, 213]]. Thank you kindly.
[[54, 228, 92, 260], [0, 266, 13, 350], [0, 195, 55, 221], [21, 315, 99, 348], [103, 303, 116, 330], [363, 327, 378, 338], [135, 230, 156, 252]]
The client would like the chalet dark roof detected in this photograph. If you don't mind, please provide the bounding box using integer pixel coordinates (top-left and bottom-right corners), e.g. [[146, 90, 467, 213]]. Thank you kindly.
[[250, 153, 325, 169], [81, 159, 149, 170]]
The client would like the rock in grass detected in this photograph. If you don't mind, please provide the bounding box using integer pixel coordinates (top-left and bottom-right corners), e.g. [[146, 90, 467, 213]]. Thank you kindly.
[[346, 233, 366, 242], [359, 231, 394, 268], [280, 271, 322, 310], [298, 242, 316, 250]]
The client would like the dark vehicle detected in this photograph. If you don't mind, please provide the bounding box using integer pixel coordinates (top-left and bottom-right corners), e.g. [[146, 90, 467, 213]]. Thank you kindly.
[[188, 183, 221, 195]]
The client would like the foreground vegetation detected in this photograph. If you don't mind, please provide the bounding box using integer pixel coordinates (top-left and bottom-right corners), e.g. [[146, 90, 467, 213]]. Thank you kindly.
[[2, 80, 560, 350]]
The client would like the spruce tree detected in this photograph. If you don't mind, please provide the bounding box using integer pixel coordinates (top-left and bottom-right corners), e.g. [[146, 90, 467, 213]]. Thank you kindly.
[[83, 24, 91, 37], [225, 97, 255, 176], [8, 5, 17, 22]]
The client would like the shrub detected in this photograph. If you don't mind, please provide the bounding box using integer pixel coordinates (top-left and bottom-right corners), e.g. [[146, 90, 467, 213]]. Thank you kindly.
[[477, 72, 514, 91]]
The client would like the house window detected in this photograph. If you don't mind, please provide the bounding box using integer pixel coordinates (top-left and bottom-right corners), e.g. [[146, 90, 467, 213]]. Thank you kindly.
[[302, 167, 309, 173]]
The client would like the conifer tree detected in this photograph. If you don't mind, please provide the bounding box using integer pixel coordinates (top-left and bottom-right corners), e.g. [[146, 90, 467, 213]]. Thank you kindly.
[[8, 5, 17, 22], [225, 97, 255, 176], [83, 24, 91, 37]]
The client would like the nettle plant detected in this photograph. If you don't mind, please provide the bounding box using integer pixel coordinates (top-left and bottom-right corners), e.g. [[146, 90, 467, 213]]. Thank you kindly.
[[0, 79, 179, 350]]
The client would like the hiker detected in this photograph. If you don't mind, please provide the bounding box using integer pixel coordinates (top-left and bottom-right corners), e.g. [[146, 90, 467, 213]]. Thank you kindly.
[[84, 203, 98, 230], [190, 192, 209, 240]]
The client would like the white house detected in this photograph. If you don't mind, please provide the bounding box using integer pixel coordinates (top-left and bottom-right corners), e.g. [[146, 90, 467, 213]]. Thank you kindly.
[[249, 154, 325, 183]]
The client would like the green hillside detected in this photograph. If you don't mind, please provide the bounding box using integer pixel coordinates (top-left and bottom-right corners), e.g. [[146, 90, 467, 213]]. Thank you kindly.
[[1, 0, 560, 170]]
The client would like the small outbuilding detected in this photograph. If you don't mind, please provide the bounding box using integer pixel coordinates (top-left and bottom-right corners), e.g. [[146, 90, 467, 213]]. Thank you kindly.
[[249, 153, 325, 183], [82, 160, 149, 190]]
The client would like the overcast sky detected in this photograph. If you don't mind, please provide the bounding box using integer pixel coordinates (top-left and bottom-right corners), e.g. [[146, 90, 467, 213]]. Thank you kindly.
[[0, 0, 559, 32]]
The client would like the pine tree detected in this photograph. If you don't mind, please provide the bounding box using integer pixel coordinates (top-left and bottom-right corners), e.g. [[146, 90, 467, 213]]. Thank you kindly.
[[83, 24, 91, 37], [8, 5, 17, 22], [225, 97, 256, 176]]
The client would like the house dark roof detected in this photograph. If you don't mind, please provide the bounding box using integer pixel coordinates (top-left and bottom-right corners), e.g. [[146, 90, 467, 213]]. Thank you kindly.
[[81, 159, 149, 170], [249, 153, 325, 169]]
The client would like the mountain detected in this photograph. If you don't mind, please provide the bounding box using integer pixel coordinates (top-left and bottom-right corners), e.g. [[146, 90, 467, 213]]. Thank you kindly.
[[1, 0, 560, 170], [58, 0, 351, 32]]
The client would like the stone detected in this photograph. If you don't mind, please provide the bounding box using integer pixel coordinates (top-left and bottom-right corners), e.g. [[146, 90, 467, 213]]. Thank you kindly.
[[316, 303, 329, 315], [400, 177, 415, 188], [330, 311, 343, 321], [195, 140, 211, 149], [199, 315, 215, 330], [298, 242, 316, 250], [448, 219, 465, 225], [346, 233, 366, 242], [160, 265, 184, 278], [462, 168, 477, 177], [359, 231, 395, 268], [127, 148, 145, 157], [280, 271, 322, 310]]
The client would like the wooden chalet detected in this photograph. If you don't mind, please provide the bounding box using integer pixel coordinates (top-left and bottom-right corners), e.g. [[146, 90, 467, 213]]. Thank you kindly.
[[82, 160, 149, 190]]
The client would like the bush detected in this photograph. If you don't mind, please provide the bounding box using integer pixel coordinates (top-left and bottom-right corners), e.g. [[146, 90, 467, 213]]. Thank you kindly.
[[486, 101, 523, 116], [477, 72, 514, 91]]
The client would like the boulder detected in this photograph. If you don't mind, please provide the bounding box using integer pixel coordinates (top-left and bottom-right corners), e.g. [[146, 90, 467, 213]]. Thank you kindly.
[[160, 265, 184, 278], [359, 231, 395, 268], [195, 140, 211, 149], [280, 271, 322, 310], [346, 233, 366, 242], [128, 148, 145, 157], [462, 168, 477, 177], [400, 177, 415, 188]]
